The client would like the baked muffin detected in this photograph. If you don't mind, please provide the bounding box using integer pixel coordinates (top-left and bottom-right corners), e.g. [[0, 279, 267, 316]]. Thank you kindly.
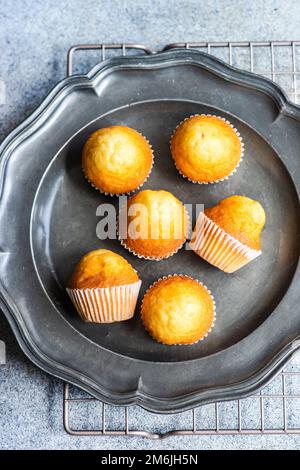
[[67, 249, 141, 323], [82, 126, 153, 195], [141, 275, 215, 345], [119, 189, 189, 260], [170, 115, 243, 183], [190, 195, 266, 273]]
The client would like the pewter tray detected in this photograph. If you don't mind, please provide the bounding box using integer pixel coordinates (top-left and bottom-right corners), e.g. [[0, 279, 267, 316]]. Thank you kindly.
[[0, 48, 299, 413]]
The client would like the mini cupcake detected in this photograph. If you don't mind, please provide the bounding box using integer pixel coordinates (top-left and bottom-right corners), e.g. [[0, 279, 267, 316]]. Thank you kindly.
[[170, 115, 243, 183], [141, 275, 215, 345], [82, 126, 153, 195], [67, 249, 141, 323], [190, 195, 266, 273], [119, 189, 189, 260]]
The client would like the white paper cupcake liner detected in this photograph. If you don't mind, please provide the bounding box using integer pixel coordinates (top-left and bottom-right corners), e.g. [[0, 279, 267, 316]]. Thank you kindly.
[[170, 114, 244, 184], [83, 133, 154, 197], [190, 212, 261, 273], [119, 237, 186, 261], [117, 206, 191, 261], [141, 274, 216, 345], [67, 280, 142, 323]]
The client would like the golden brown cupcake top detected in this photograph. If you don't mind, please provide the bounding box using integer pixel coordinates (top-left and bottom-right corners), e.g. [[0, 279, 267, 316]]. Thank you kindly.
[[204, 195, 266, 250], [82, 126, 153, 194], [69, 249, 139, 289], [170, 115, 242, 183], [123, 189, 189, 259], [141, 275, 215, 345]]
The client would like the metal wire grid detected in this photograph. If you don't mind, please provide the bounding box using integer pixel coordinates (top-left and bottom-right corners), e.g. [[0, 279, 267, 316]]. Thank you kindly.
[[63, 42, 300, 439], [67, 41, 300, 103], [64, 367, 300, 439]]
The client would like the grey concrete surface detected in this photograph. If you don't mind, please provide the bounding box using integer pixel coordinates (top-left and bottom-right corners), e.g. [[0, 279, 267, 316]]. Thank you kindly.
[[0, 0, 300, 450]]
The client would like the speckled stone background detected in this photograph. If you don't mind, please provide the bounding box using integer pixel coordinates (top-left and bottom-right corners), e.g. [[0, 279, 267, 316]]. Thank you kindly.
[[1, 0, 300, 450]]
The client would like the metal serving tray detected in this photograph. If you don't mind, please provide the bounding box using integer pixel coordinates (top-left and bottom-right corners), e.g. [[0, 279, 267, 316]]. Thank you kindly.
[[0, 49, 299, 413]]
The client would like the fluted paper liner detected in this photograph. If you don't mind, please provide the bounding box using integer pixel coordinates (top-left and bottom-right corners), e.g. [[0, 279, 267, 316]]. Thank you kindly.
[[141, 274, 216, 345], [119, 232, 188, 261], [190, 212, 261, 273], [170, 114, 244, 184], [67, 280, 142, 323]]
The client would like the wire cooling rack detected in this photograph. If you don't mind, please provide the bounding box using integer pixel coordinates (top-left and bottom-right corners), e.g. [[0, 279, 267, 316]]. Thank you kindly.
[[64, 42, 300, 439]]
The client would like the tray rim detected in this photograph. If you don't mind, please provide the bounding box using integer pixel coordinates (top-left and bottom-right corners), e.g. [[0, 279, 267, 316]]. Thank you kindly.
[[0, 49, 300, 413], [1, 291, 300, 413], [2, 49, 300, 163]]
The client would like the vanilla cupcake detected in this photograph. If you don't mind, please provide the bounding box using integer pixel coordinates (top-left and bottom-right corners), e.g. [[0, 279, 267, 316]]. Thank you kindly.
[[170, 115, 243, 183], [82, 126, 153, 195], [119, 189, 189, 260], [141, 275, 215, 345], [67, 249, 141, 323], [190, 195, 266, 273]]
